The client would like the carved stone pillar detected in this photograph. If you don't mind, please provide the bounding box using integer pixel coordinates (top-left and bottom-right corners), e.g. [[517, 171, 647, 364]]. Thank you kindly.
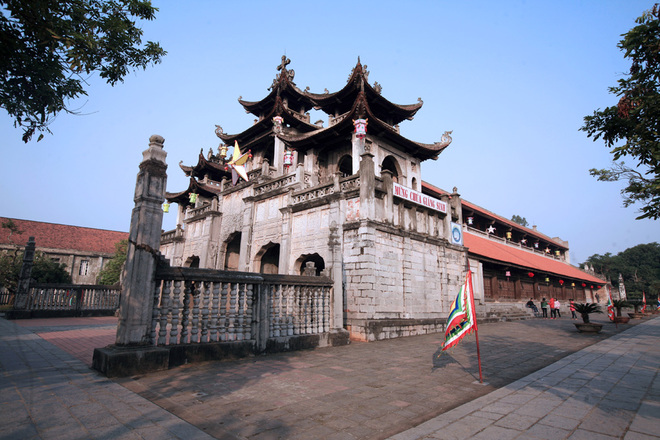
[[115, 135, 168, 346]]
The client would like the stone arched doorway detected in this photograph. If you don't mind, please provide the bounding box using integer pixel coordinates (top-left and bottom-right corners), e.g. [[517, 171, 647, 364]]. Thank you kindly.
[[257, 243, 280, 274], [337, 154, 353, 177], [296, 253, 325, 276], [224, 232, 241, 270], [381, 156, 400, 182], [184, 255, 200, 268]]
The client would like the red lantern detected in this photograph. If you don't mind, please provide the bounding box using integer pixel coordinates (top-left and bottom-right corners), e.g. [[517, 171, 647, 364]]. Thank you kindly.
[[591, 285, 594, 289], [597, 285, 601, 289], [283, 150, 293, 166], [559, 280, 564, 285], [528, 272, 534, 278], [582, 283, 586, 287], [353, 118, 368, 139]]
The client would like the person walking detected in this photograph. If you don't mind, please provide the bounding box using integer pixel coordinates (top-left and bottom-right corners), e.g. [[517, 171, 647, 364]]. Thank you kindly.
[[570, 299, 577, 319], [549, 297, 556, 319], [556, 298, 562, 318], [541, 298, 548, 318]]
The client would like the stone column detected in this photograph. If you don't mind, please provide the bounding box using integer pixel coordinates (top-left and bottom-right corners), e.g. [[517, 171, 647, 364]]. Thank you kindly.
[[13, 237, 36, 310], [359, 149, 375, 220], [440, 194, 451, 240], [115, 135, 168, 346], [273, 136, 285, 173], [381, 170, 394, 224]]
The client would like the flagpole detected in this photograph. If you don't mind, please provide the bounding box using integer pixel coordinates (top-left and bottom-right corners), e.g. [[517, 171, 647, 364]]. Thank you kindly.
[[474, 319, 483, 383], [467, 261, 483, 383]]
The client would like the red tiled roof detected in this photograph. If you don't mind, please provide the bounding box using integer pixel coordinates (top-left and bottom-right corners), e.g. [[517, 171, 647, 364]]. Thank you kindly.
[[464, 231, 605, 284], [0, 217, 128, 255]]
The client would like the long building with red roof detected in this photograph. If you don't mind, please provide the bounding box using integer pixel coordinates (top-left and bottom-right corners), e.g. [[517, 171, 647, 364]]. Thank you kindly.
[[0, 217, 128, 284], [422, 182, 607, 303]]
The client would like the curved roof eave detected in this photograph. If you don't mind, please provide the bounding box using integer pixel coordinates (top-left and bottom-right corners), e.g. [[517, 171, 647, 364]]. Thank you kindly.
[[308, 61, 423, 124], [279, 94, 445, 161], [217, 98, 320, 146], [165, 177, 222, 205]]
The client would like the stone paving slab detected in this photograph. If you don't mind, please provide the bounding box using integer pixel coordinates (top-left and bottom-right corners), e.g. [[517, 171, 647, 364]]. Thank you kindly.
[[0, 318, 214, 440], [114, 314, 652, 439], [389, 316, 660, 440], [2, 313, 658, 439]]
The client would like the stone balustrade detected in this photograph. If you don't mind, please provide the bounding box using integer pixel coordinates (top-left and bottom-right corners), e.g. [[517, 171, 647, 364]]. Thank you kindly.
[[150, 266, 332, 349], [14, 284, 120, 315]]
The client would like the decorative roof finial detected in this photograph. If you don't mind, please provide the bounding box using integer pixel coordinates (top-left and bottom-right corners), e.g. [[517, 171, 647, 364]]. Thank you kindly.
[[277, 55, 291, 72]]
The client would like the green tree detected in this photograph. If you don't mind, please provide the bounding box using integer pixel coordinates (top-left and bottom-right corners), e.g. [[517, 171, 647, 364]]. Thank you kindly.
[[581, 4, 660, 220], [0, 0, 166, 142], [583, 242, 660, 301], [0, 251, 71, 293], [97, 239, 127, 285], [511, 215, 529, 227], [0, 251, 21, 293], [31, 253, 71, 284]]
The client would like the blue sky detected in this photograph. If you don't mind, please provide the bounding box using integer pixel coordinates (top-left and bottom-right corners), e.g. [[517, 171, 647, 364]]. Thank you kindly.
[[1, 0, 658, 265]]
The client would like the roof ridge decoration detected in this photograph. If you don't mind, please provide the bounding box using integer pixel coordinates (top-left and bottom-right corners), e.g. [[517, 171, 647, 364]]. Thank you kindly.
[[269, 55, 296, 91]]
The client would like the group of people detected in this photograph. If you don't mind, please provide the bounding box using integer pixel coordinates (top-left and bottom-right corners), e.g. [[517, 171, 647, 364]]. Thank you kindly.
[[526, 298, 578, 319]]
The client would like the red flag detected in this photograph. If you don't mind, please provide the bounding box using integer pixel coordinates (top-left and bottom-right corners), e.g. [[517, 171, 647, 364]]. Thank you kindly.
[[642, 292, 647, 313], [606, 287, 615, 321]]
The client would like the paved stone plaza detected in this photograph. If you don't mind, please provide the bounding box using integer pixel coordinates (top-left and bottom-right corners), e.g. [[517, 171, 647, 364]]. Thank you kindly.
[[1, 314, 658, 439]]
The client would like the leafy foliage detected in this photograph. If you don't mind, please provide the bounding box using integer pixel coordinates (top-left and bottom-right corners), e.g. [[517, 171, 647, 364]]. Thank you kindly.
[[0, 251, 21, 293], [580, 5, 660, 220], [583, 242, 660, 302], [96, 239, 127, 285], [611, 299, 632, 317], [573, 303, 602, 323], [511, 215, 529, 227], [0, 250, 71, 293], [0, 0, 166, 142]]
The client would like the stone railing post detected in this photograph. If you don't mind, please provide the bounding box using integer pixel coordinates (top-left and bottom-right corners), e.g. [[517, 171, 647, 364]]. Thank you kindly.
[[13, 237, 36, 310], [116, 135, 168, 345]]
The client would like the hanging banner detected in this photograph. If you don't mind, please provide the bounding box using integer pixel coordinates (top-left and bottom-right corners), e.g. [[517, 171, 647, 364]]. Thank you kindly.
[[392, 182, 447, 213]]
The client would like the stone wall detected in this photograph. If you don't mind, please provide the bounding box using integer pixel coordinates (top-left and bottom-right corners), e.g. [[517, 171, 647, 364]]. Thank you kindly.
[[343, 220, 466, 341]]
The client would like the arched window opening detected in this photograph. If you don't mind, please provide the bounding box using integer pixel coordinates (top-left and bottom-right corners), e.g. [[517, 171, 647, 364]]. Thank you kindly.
[[317, 150, 329, 182], [263, 141, 274, 167], [412, 177, 418, 190], [224, 233, 241, 271], [297, 253, 325, 276], [338, 154, 353, 177], [259, 244, 280, 274], [184, 255, 200, 268], [381, 156, 400, 183]]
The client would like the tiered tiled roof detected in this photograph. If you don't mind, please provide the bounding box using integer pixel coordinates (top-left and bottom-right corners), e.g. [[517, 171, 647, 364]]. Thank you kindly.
[[216, 57, 450, 160], [0, 217, 127, 254]]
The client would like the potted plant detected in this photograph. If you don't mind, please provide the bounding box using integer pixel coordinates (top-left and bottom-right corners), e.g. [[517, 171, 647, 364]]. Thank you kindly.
[[573, 303, 603, 333], [627, 300, 645, 319], [612, 300, 631, 323]]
